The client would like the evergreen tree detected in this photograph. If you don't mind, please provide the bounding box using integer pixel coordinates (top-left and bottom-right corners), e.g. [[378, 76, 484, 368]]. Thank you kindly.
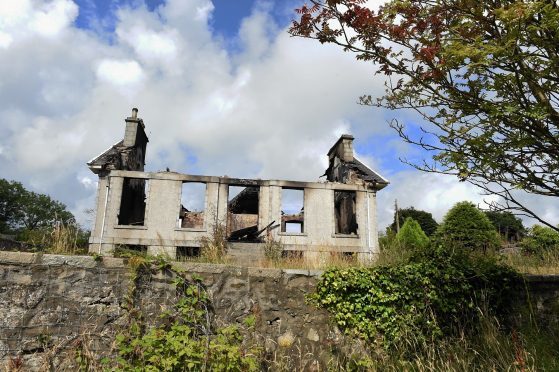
[[437, 201, 500, 252], [396, 217, 430, 251], [392, 207, 438, 237]]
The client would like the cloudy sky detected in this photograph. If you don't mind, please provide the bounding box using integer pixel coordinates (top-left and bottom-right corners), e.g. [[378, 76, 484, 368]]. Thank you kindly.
[[0, 0, 557, 230]]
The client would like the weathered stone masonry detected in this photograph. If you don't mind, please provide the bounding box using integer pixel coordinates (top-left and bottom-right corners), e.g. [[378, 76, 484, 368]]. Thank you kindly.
[[0, 252, 335, 370], [1, 252, 559, 370], [87, 109, 389, 261]]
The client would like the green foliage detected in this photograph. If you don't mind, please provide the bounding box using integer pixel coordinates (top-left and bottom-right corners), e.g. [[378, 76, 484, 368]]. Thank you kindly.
[[291, 0, 559, 230], [392, 207, 438, 237], [485, 211, 525, 242], [396, 217, 430, 251], [0, 178, 75, 232], [0, 179, 25, 233], [521, 225, 559, 257], [114, 262, 260, 371], [436, 201, 501, 252], [309, 247, 518, 350]]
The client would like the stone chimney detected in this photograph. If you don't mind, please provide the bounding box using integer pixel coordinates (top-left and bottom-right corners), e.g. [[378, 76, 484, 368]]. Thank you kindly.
[[123, 107, 145, 147], [327, 134, 354, 162]]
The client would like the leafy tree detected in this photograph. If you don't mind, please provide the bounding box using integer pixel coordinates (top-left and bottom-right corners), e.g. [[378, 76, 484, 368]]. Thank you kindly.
[[392, 207, 438, 236], [436, 201, 501, 252], [0, 178, 75, 232], [396, 217, 430, 250], [484, 211, 525, 242], [520, 225, 559, 257], [0, 179, 25, 233], [290, 0, 559, 231]]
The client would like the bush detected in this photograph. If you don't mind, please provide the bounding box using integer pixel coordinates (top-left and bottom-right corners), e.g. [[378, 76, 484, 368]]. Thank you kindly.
[[436, 201, 500, 252], [309, 247, 518, 350], [521, 225, 559, 257], [396, 217, 429, 251]]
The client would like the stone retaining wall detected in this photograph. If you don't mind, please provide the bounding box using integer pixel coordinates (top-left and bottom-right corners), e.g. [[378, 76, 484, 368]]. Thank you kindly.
[[0, 252, 333, 370], [1, 252, 558, 370]]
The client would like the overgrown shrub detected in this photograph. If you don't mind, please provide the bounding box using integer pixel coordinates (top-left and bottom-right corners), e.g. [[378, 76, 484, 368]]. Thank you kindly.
[[396, 217, 430, 251], [521, 225, 559, 257], [309, 246, 518, 350], [436, 201, 500, 252]]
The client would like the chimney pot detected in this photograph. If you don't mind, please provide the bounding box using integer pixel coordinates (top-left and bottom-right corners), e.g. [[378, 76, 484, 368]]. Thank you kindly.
[[132, 108, 138, 119]]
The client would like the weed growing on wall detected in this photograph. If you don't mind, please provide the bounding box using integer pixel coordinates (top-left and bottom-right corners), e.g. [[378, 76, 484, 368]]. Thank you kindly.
[[113, 257, 261, 371]]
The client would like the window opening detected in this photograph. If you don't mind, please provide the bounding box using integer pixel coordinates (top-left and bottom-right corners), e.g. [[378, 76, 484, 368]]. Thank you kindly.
[[114, 244, 147, 257], [334, 190, 358, 235], [176, 246, 201, 261], [178, 182, 206, 229], [118, 178, 148, 226], [227, 185, 260, 241], [281, 188, 304, 233], [282, 250, 303, 259]]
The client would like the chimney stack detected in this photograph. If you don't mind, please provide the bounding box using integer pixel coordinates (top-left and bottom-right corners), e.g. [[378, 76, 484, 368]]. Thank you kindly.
[[123, 107, 145, 147], [327, 134, 354, 162]]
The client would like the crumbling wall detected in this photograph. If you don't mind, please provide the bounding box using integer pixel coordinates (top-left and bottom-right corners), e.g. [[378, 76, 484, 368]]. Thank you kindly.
[[228, 213, 259, 235], [181, 211, 204, 229]]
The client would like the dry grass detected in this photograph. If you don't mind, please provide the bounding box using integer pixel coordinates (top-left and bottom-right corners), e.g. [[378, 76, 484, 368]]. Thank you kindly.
[[198, 223, 228, 263], [259, 250, 367, 270], [19, 222, 88, 255], [316, 311, 558, 372], [501, 251, 559, 275]]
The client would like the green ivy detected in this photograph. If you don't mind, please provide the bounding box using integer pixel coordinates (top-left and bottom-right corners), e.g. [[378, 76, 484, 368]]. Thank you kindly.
[[309, 247, 518, 349]]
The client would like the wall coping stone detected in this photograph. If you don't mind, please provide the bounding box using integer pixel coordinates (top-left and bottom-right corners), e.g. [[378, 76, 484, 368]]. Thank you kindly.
[[1, 252, 559, 283]]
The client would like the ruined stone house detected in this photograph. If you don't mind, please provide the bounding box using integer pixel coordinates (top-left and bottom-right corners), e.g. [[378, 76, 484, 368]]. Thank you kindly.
[[87, 109, 388, 262]]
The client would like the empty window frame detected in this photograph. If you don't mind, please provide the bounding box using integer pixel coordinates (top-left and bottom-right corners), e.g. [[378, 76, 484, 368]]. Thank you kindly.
[[281, 188, 304, 233], [178, 182, 206, 229], [114, 244, 147, 257], [334, 190, 358, 235], [227, 185, 260, 241], [118, 177, 148, 226]]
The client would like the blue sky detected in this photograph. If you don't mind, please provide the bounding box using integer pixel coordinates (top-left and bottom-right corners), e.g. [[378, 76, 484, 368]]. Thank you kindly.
[[0, 0, 556, 230], [73, 0, 298, 44]]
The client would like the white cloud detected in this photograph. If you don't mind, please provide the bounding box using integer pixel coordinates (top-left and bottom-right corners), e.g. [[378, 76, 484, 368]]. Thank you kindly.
[[96, 59, 144, 86], [195, 2, 214, 21], [376, 171, 559, 231], [78, 175, 97, 190], [0, 0, 557, 233], [30, 0, 78, 37], [0, 31, 13, 48], [0, 1, 32, 28]]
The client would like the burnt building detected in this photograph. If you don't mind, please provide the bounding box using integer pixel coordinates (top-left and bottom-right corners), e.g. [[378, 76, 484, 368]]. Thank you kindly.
[[87, 109, 389, 263]]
